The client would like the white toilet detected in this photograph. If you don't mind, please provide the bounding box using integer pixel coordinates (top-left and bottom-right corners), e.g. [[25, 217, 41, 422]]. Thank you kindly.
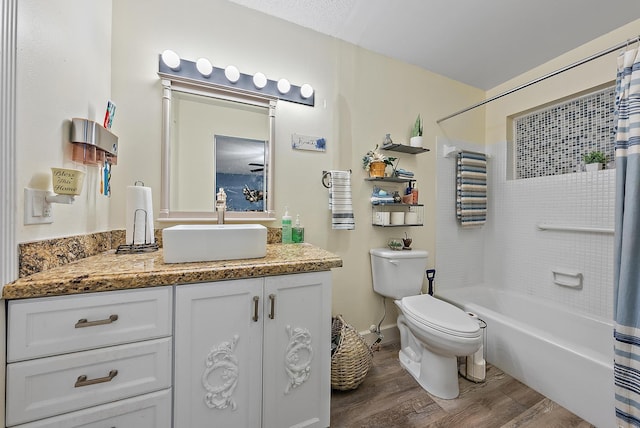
[[370, 248, 482, 399]]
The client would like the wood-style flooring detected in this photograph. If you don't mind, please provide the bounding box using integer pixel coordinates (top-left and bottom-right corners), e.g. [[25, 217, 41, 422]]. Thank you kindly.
[[330, 342, 594, 428]]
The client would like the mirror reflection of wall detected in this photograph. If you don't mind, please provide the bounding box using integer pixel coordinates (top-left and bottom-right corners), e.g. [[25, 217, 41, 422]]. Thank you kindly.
[[169, 91, 269, 212], [215, 135, 266, 212]]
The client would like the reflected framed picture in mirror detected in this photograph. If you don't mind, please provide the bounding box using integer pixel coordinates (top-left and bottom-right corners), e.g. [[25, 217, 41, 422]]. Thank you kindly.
[[215, 135, 266, 212]]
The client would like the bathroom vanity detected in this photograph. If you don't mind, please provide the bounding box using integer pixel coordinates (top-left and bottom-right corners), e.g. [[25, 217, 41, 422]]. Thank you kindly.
[[3, 243, 342, 428]]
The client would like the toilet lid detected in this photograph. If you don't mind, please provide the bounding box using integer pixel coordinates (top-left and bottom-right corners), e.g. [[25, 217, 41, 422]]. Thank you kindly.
[[401, 295, 480, 338]]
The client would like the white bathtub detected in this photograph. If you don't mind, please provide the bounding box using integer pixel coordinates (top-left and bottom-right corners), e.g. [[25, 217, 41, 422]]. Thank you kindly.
[[436, 286, 614, 428]]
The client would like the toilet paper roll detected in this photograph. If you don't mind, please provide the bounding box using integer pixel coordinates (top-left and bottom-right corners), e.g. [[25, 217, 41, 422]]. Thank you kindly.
[[125, 185, 155, 245], [390, 212, 405, 225], [405, 212, 418, 224], [381, 212, 390, 225], [375, 211, 391, 225]]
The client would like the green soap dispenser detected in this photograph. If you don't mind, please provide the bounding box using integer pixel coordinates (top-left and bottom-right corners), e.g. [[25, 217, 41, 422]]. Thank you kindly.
[[281, 206, 293, 244], [292, 214, 305, 243]]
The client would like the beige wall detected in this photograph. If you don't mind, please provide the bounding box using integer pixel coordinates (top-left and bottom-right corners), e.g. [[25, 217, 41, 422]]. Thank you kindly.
[[15, 0, 484, 333], [108, 0, 485, 332], [15, 2, 640, 334], [16, 0, 112, 243]]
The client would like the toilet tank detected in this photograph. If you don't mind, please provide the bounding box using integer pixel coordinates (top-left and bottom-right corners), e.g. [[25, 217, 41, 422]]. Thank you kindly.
[[370, 248, 428, 299]]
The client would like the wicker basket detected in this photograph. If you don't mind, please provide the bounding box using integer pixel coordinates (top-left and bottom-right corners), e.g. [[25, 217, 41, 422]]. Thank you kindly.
[[330, 315, 374, 390]]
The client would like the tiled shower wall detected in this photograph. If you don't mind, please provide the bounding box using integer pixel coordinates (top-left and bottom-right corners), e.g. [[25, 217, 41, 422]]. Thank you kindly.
[[514, 86, 615, 179], [436, 138, 614, 320]]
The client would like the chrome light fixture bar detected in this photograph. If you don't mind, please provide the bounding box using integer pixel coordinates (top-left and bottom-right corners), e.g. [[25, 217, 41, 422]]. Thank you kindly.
[[158, 52, 314, 107]]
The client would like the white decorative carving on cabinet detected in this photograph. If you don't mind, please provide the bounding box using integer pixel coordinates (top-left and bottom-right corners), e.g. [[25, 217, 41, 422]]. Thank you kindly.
[[202, 334, 240, 410], [284, 325, 313, 394]]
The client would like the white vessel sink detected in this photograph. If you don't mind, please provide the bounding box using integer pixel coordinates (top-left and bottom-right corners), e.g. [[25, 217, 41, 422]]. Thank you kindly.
[[162, 224, 267, 263]]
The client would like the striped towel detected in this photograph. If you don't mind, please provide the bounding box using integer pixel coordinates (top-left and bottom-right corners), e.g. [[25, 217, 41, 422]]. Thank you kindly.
[[456, 151, 487, 227], [328, 170, 355, 230]]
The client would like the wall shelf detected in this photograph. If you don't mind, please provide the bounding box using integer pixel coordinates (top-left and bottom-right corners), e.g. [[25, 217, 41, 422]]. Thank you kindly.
[[365, 176, 415, 183], [372, 223, 424, 228], [371, 204, 423, 227], [373, 203, 423, 207], [381, 143, 429, 154]]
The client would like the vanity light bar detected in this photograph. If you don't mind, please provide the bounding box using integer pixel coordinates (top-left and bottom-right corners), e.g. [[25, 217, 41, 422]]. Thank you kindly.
[[158, 53, 314, 107]]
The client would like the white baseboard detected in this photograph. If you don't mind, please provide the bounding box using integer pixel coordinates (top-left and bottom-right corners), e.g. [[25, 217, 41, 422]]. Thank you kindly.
[[359, 323, 399, 347]]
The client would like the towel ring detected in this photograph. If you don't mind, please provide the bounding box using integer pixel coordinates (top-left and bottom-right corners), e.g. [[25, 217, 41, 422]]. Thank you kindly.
[[322, 171, 332, 188]]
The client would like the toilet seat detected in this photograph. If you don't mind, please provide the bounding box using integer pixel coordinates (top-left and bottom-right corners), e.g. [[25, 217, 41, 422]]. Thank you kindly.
[[401, 295, 480, 339]]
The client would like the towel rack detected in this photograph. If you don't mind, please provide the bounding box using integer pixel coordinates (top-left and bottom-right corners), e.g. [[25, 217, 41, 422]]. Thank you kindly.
[[536, 223, 614, 234], [322, 170, 351, 188], [442, 144, 489, 158]]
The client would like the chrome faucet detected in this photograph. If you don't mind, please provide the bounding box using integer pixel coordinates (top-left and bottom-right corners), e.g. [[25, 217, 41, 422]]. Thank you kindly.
[[216, 188, 227, 224], [217, 206, 225, 224]]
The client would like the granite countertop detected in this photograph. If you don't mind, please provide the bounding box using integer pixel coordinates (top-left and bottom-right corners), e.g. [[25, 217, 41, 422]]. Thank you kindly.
[[3, 243, 343, 300]]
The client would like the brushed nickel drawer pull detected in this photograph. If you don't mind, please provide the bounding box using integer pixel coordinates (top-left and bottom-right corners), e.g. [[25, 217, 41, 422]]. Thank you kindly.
[[252, 296, 260, 322], [75, 314, 119, 328], [74, 369, 118, 387], [269, 294, 276, 319]]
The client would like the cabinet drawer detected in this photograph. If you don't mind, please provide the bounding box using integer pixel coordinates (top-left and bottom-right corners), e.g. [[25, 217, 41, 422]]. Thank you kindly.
[[12, 389, 172, 428], [8, 287, 172, 362], [6, 337, 172, 426]]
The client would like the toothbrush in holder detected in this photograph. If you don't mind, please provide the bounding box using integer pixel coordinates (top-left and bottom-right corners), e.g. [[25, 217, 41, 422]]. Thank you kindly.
[[103, 100, 116, 129]]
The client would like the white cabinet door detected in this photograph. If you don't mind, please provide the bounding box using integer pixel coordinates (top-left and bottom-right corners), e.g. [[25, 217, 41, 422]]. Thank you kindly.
[[263, 271, 331, 428], [174, 279, 264, 428]]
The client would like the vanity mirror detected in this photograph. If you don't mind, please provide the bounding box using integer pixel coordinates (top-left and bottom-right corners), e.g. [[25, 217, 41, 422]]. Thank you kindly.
[[159, 76, 276, 222]]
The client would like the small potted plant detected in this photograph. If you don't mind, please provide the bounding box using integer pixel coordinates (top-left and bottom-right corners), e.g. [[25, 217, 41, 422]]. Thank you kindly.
[[387, 238, 403, 251], [410, 114, 423, 147], [582, 151, 607, 172], [362, 144, 397, 177]]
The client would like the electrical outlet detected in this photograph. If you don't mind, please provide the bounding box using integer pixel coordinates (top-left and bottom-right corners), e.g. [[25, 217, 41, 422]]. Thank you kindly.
[[369, 324, 377, 333], [24, 188, 53, 225]]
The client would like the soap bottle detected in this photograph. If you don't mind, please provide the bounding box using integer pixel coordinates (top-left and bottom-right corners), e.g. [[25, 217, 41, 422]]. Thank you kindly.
[[292, 214, 305, 243], [281, 207, 293, 244], [405, 182, 413, 196]]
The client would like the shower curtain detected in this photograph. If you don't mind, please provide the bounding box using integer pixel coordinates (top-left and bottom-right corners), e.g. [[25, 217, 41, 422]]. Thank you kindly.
[[614, 46, 640, 427]]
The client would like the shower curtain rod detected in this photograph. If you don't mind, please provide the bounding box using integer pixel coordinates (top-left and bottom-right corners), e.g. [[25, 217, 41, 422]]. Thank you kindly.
[[436, 35, 640, 124]]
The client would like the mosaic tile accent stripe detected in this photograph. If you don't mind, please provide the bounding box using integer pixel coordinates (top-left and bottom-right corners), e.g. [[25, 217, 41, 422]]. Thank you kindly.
[[514, 86, 615, 179]]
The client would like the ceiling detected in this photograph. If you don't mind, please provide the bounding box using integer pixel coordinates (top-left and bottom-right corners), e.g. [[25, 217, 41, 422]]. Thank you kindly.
[[227, 0, 640, 90]]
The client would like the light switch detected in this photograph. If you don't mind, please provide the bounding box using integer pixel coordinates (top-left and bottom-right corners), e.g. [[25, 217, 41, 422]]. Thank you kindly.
[[24, 188, 53, 225]]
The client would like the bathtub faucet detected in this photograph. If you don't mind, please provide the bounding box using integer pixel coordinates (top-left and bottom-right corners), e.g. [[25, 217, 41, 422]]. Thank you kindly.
[[426, 269, 436, 295]]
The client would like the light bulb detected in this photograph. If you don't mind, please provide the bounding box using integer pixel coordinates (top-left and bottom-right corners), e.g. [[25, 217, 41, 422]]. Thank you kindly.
[[196, 58, 213, 77], [161, 49, 181, 71], [277, 78, 291, 94], [225, 65, 240, 83], [253, 72, 267, 89], [300, 83, 314, 99]]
